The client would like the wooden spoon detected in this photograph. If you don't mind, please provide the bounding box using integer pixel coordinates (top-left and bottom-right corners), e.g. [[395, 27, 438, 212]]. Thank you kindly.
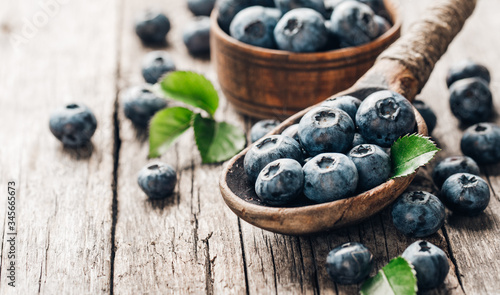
[[220, 0, 477, 235]]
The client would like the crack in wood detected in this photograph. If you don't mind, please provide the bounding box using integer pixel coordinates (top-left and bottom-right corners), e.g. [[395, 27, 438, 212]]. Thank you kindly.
[[237, 218, 250, 295], [307, 237, 321, 295], [441, 226, 466, 294]]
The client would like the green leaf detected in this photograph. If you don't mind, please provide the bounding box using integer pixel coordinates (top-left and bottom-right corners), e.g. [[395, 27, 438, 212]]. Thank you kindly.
[[159, 71, 219, 117], [360, 257, 418, 295], [391, 134, 440, 179], [149, 107, 194, 158], [192, 114, 246, 163]]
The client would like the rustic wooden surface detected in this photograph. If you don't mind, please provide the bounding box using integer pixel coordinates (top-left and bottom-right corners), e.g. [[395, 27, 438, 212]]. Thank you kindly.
[[0, 0, 499, 294]]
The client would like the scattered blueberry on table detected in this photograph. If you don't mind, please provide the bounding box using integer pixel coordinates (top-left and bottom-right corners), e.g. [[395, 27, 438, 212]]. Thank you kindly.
[[461, 123, 500, 164], [141, 51, 176, 84], [326, 242, 374, 284], [449, 77, 493, 124], [250, 119, 280, 143], [187, 0, 216, 16], [402, 240, 449, 290], [121, 85, 167, 128], [137, 163, 177, 199], [441, 173, 490, 216], [183, 16, 211, 55], [432, 155, 480, 188], [135, 10, 171, 45], [391, 191, 445, 238], [49, 103, 97, 147], [446, 59, 491, 88], [255, 158, 304, 205]]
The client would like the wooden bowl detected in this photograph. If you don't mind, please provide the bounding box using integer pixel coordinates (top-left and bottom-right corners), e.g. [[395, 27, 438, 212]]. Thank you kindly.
[[210, 0, 401, 119]]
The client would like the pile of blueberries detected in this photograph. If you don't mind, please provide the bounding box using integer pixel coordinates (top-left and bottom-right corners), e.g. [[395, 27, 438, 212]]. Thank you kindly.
[[219, 0, 392, 52], [245, 89, 416, 206]]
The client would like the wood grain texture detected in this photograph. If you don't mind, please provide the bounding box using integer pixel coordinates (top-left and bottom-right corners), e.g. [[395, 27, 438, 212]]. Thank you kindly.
[[0, 0, 118, 293], [0, 0, 499, 294]]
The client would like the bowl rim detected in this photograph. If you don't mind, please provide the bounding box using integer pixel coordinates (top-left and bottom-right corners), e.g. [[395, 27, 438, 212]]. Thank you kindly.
[[210, 0, 402, 61]]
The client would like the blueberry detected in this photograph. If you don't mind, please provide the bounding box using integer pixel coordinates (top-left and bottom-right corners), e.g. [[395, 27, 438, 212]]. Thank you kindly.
[[302, 153, 358, 203], [49, 103, 97, 147], [446, 60, 491, 88], [461, 123, 500, 164], [141, 51, 176, 84], [432, 156, 480, 188], [121, 85, 167, 128], [230, 6, 280, 49], [188, 0, 216, 16], [135, 10, 171, 44], [255, 158, 304, 206], [356, 90, 416, 147], [326, 242, 373, 285], [352, 133, 368, 147], [441, 173, 490, 216], [348, 144, 390, 191], [217, 0, 250, 33], [374, 15, 391, 37], [413, 99, 437, 134], [402, 240, 449, 290], [281, 123, 300, 143], [321, 95, 362, 123], [449, 78, 493, 124], [183, 16, 211, 55], [298, 106, 355, 156], [274, 0, 327, 16], [274, 8, 329, 52], [244, 135, 303, 182], [250, 119, 280, 143], [329, 1, 379, 47], [137, 163, 177, 199], [391, 191, 445, 237]]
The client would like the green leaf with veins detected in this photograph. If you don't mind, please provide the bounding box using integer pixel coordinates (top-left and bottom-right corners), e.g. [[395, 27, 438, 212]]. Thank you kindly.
[[192, 114, 246, 163], [360, 257, 418, 295], [390, 134, 440, 179], [159, 71, 219, 117], [149, 107, 194, 158]]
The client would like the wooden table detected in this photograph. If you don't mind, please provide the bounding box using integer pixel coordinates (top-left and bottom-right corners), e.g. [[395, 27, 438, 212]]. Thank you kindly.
[[1, 0, 499, 294]]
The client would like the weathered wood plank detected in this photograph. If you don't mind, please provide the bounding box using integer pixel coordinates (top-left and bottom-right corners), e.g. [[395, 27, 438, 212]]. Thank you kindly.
[[0, 0, 118, 293], [112, 0, 247, 293]]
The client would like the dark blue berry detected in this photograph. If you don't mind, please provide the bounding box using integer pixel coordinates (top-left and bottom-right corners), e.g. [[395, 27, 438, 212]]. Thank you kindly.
[[402, 240, 449, 290], [281, 123, 300, 143], [230, 6, 280, 49], [255, 158, 304, 206], [298, 106, 355, 156], [326, 242, 373, 285], [321, 95, 362, 123], [446, 60, 491, 88], [391, 191, 445, 237], [135, 10, 171, 44], [183, 16, 211, 55], [356, 90, 416, 147], [49, 103, 97, 147], [449, 78, 493, 124], [188, 0, 216, 16], [461, 123, 500, 164], [302, 153, 358, 203], [413, 99, 437, 134], [218, 0, 275, 33], [244, 135, 303, 182], [441, 173, 490, 216], [348, 144, 390, 191], [141, 51, 176, 84], [432, 156, 480, 188], [329, 0, 379, 47], [121, 85, 167, 128], [374, 15, 391, 37], [274, 0, 327, 16], [274, 8, 328, 52], [250, 119, 280, 143], [137, 163, 177, 199]]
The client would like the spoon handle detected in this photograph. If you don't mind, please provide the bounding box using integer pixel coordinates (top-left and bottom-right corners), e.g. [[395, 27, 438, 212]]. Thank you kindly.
[[358, 0, 477, 101]]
